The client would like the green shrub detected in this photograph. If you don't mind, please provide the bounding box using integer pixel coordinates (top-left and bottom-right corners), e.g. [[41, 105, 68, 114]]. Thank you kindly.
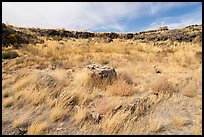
[[8, 34, 17, 44], [2, 51, 19, 59]]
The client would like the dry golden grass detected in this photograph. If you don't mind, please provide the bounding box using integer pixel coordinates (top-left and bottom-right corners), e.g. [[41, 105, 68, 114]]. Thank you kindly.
[[13, 74, 36, 92], [106, 79, 134, 96], [170, 117, 187, 128], [146, 116, 164, 134], [49, 69, 67, 82], [2, 34, 202, 135], [22, 44, 41, 56], [73, 69, 90, 87], [2, 113, 7, 126], [79, 92, 95, 106], [196, 115, 202, 125], [182, 89, 196, 98], [101, 110, 130, 134], [192, 128, 202, 135], [13, 86, 55, 109], [73, 107, 87, 124], [95, 99, 116, 115], [195, 51, 202, 61], [50, 105, 68, 122], [44, 96, 56, 108], [73, 68, 113, 89], [57, 86, 86, 109], [2, 90, 10, 98], [169, 43, 201, 67], [2, 119, 7, 127], [195, 94, 202, 109], [28, 121, 48, 135], [151, 76, 176, 98], [2, 97, 14, 108], [22, 88, 47, 106], [181, 79, 197, 98], [13, 113, 30, 128], [2, 79, 12, 89], [117, 71, 134, 85]]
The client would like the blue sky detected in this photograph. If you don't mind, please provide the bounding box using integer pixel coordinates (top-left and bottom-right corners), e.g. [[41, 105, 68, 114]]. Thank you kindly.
[[2, 2, 202, 32]]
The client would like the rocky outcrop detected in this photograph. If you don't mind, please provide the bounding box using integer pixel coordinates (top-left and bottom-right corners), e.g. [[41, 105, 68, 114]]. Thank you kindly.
[[2, 23, 43, 47], [2, 23, 202, 44], [133, 26, 202, 42], [26, 24, 202, 43]]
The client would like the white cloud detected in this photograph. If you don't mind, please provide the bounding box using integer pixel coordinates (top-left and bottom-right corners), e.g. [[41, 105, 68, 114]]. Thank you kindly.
[[2, 2, 141, 31], [2, 2, 201, 32], [145, 7, 202, 31], [145, 2, 197, 15]]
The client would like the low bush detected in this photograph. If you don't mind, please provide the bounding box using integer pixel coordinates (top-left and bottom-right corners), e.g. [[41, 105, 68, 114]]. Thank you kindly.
[[2, 51, 19, 59]]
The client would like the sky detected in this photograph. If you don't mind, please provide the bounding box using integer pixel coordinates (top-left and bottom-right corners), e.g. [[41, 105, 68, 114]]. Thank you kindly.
[[2, 2, 202, 32]]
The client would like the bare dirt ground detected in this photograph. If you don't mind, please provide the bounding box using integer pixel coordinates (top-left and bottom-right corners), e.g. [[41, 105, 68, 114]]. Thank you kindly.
[[2, 25, 202, 135]]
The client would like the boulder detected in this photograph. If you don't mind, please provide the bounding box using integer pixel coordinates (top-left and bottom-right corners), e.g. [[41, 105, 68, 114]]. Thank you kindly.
[[86, 64, 117, 83]]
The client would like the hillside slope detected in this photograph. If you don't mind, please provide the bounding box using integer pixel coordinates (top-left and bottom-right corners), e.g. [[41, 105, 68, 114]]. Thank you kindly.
[[2, 23, 202, 135]]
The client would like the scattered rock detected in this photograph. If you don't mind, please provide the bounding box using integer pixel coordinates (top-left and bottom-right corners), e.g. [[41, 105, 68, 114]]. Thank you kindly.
[[154, 66, 161, 74], [86, 111, 103, 123], [13, 128, 28, 135], [18, 127, 28, 135], [111, 105, 123, 116], [36, 73, 57, 88], [49, 61, 64, 70]]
